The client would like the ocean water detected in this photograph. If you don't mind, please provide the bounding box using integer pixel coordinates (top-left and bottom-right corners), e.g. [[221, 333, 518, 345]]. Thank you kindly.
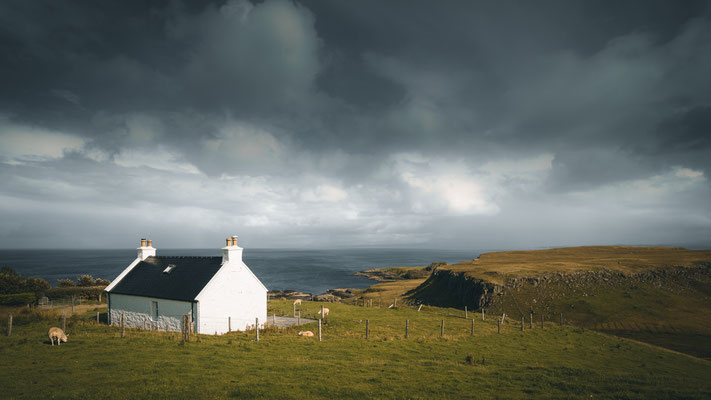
[[0, 248, 483, 295]]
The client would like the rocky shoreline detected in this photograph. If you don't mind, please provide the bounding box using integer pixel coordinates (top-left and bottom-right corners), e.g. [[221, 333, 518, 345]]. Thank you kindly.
[[268, 262, 443, 303], [268, 288, 360, 303]]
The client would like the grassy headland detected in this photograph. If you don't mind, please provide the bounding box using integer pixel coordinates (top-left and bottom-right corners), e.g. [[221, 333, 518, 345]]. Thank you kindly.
[[441, 246, 711, 284], [406, 246, 711, 359]]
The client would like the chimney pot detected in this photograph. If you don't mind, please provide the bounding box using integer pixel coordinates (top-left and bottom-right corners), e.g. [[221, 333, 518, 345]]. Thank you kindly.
[[232, 235, 238, 246], [147, 239, 152, 247], [141, 238, 147, 247], [226, 238, 231, 246]]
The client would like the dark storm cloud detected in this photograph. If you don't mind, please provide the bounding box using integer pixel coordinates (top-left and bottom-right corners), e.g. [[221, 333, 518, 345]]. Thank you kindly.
[[1, 0, 710, 248]]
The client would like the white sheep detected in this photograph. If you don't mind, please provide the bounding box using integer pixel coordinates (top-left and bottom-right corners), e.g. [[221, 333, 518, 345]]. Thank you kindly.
[[48, 327, 68, 346]]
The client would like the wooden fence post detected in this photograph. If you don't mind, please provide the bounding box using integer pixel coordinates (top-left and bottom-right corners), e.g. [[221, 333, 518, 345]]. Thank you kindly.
[[471, 318, 474, 336], [298, 311, 301, 325], [318, 319, 322, 342], [482, 309, 485, 321], [96, 311, 99, 324], [465, 306, 468, 319], [62, 311, 66, 332], [497, 318, 501, 334], [405, 320, 409, 339], [530, 313, 533, 329], [120, 313, 125, 338], [228, 316, 231, 332], [293, 302, 296, 317], [273, 313, 276, 327], [256, 317, 259, 342], [366, 319, 369, 339], [7, 314, 12, 336], [417, 304, 423, 312], [321, 305, 325, 325], [394, 298, 397, 308], [521, 317, 524, 331], [541, 314, 544, 329], [181, 315, 186, 342], [441, 320, 444, 337], [560, 312, 563, 326]]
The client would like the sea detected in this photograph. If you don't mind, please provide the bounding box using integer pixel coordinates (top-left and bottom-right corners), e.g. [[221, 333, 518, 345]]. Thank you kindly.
[[0, 248, 487, 295]]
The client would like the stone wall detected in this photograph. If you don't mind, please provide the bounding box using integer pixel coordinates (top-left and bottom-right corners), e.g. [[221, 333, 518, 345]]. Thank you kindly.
[[109, 293, 193, 332]]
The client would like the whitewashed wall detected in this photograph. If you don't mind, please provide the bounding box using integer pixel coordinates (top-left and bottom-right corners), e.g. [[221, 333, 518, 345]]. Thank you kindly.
[[196, 259, 267, 334], [109, 293, 193, 332]]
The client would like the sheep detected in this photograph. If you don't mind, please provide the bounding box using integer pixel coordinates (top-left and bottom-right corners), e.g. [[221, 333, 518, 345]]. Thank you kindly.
[[317, 307, 329, 317], [48, 327, 68, 346], [297, 331, 314, 337], [293, 299, 302, 305]]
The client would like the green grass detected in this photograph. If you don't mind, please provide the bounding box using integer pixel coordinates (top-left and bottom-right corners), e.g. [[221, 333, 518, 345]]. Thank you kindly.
[[1, 301, 710, 399], [406, 246, 711, 360], [489, 271, 711, 360]]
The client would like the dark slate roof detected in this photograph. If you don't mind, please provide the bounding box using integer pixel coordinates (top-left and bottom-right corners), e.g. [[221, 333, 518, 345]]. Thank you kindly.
[[109, 256, 223, 301]]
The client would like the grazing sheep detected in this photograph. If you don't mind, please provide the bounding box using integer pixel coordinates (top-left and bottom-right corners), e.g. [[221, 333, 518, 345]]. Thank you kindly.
[[293, 299, 302, 305], [48, 327, 68, 346], [317, 307, 329, 317], [297, 331, 314, 337]]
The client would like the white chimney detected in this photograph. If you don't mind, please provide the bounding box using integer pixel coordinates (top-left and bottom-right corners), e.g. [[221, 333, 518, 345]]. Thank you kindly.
[[222, 235, 242, 264], [137, 238, 156, 260]]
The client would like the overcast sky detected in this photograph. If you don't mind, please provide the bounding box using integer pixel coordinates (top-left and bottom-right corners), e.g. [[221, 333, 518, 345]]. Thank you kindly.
[[1, 0, 710, 250]]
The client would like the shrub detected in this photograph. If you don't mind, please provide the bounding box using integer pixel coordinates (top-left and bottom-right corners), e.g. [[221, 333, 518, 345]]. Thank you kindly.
[[77, 275, 95, 287], [95, 278, 111, 286], [24, 277, 50, 293], [0, 292, 36, 306], [57, 279, 75, 287], [0, 267, 50, 295], [46, 286, 106, 301]]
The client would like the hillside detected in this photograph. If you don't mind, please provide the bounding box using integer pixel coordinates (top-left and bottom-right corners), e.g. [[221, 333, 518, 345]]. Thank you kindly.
[[407, 246, 711, 359], [1, 301, 711, 399]]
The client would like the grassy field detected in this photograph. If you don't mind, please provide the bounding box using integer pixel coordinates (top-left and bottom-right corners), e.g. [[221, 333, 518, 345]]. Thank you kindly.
[[1, 301, 711, 399], [445, 246, 711, 284], [488, 266, 711, 360]]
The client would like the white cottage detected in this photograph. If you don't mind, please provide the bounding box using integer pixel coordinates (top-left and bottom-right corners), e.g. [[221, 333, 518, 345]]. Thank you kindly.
[[105, 236, 267, 334]]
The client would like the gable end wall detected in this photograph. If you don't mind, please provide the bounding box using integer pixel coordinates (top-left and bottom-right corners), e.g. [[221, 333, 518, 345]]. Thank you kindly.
[[195, 260, 267, 334]]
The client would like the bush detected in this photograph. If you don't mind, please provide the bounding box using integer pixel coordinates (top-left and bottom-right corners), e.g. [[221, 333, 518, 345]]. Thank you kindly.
[[0, 292, 36, 306], [0, 267, 50, 295], [95, 278, 111, 286], [57, 279, 75, 287], [24, 277, 50, 293], [77, 275, 95, 287], [46, 286, 106, 301]]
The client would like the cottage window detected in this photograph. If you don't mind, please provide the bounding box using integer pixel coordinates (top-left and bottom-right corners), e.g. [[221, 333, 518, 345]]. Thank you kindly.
[[151, 301, 159, 320]]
